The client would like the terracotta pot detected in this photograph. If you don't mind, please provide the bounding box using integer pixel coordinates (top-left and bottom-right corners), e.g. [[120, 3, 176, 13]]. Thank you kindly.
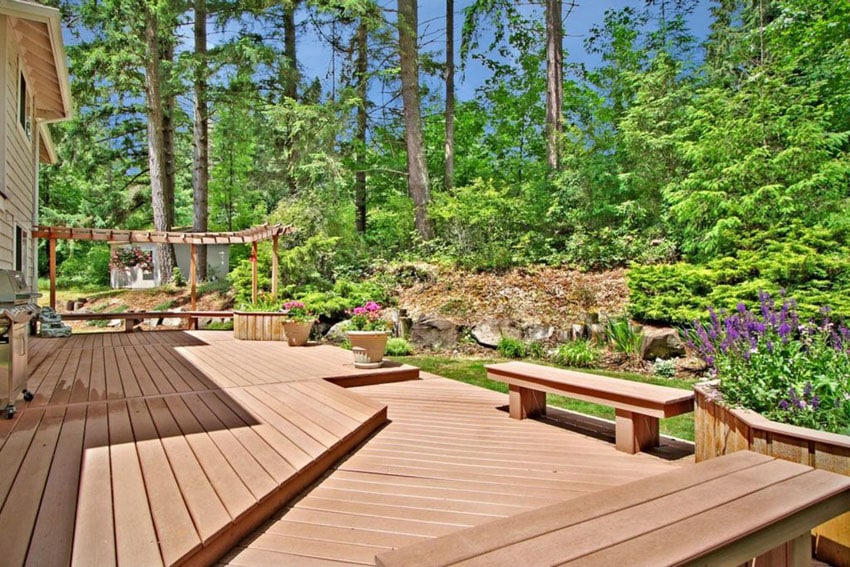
[[283, 321, 313, 346], [346, 331, 389, 368]]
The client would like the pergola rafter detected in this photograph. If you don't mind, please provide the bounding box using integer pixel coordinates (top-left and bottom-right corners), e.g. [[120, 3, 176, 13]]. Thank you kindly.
[[33, 223, 295, 310]]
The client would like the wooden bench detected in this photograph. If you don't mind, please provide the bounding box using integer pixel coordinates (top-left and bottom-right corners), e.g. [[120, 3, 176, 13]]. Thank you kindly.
[[58, 310, 233, 332], [375, 450, 850, 567], [486, 361, 694, 453]]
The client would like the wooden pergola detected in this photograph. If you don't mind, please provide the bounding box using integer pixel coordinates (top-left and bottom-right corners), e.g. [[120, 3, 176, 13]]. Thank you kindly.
[[32, 223, 295, 310]]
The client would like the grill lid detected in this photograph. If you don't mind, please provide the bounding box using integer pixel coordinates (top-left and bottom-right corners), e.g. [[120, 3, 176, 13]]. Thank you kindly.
[[0, 270, 33, 305]]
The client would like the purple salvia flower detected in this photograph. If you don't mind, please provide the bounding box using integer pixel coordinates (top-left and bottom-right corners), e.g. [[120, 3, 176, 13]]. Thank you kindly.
[[778, 399, 789, 411]]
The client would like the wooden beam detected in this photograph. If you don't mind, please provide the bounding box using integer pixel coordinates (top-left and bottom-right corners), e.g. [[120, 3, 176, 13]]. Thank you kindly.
[[251, 241, 258, 305], [49, 238, 56, 310], [271, 235, 279, 300], [31, 223, 295, 244], [190, 243, 197, 311]]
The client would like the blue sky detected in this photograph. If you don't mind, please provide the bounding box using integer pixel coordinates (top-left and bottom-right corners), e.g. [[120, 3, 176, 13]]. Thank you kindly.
[[298, 1, 713, 101]]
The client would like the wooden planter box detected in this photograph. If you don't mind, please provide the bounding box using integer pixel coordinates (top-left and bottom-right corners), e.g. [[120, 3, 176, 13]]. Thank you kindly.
[[695, 383, 850, 566], [233, 311, 286, 341]]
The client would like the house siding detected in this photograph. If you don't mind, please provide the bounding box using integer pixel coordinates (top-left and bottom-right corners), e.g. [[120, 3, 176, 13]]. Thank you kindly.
[[2, 15, 37, 283]]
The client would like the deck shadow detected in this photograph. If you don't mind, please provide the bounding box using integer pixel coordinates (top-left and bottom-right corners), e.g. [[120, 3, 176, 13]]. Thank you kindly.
[[499, 404, 695, 462]]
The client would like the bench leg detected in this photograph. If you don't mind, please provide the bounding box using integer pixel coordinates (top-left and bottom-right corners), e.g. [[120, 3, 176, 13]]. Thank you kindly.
[[615, 409, 659, 454], [508, 386, 546, 420], [750, 532, 811, 567]]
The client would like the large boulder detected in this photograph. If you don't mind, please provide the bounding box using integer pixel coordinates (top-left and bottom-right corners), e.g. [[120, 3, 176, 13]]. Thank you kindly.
[[641, 326, 686, 360], [411, 315, 460, 349], [523, 324, 554, 342], [324, 320, 350, 343], [471, 319, 522, 348]]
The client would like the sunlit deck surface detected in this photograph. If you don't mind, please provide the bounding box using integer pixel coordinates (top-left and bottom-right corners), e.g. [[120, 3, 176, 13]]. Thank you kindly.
[[5, 331, 690, 566], [221, 378, 685, 566]]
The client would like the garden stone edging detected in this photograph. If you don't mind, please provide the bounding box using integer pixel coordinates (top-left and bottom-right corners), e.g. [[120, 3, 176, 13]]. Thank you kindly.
[[471, 319, 523, 348]]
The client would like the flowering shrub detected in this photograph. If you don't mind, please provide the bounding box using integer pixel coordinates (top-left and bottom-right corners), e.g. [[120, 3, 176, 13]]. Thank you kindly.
[[111, 246, 154, 272], [689, 291, 850, 434], [281, 300, 313, 323], [348, 301, 392, 332]]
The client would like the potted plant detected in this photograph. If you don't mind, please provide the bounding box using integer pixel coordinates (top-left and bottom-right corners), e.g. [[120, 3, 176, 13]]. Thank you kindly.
[[281, 300, 314, 346], [346, 301, 393, 368], [688, 291, 850, 563]]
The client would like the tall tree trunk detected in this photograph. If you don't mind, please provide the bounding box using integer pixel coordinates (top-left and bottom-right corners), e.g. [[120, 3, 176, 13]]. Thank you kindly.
[[444, 0, 455, 191], [162, 33, 177, 274], [354, 20, 368, 234], [397, 0, 433, 241], [193, 0, 209, 280], [283, 2, 298, 100], [545, 0, 563, 170], [284, 1, 299, 195], [143, 5, 175, 283]]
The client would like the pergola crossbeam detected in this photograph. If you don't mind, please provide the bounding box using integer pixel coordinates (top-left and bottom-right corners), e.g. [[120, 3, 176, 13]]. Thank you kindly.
[[34, 223, 295, 310]]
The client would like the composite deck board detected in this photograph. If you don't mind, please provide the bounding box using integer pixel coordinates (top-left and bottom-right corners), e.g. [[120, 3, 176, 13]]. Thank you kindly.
[[225, 377, 680, 566], [2, 331, 396, 566]]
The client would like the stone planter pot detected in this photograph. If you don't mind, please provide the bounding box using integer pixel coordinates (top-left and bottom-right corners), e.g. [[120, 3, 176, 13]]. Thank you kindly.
[[694, 383, 850, 566], [233, 311, 287, 341], [283, 321, 313, 346], [346, 331, 389, 369]]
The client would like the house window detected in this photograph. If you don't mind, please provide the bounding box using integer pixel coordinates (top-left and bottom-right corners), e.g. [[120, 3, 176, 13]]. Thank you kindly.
[[15, 226, 25, 272], [18, 71, 31, 138]]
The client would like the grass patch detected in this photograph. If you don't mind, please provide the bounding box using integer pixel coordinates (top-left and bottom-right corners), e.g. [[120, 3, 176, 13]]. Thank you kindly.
[[391, 355, 696, 442], [153, 300, 176, 311]]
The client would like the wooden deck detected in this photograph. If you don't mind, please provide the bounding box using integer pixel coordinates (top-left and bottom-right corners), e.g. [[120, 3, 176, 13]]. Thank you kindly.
[[221, 376, 686, 566], [2, 331, 418, 566]]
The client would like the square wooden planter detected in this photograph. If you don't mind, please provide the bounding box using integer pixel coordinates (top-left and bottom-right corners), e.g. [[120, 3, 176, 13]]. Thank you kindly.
[[233, 311, 287, 341], [694, 383, 850, 566]]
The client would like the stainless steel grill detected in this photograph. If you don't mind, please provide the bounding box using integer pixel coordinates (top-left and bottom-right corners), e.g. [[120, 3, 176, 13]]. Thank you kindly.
[[0, 270, 38, 418]]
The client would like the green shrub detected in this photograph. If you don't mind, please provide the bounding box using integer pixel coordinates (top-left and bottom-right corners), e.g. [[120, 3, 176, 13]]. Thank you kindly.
[[525, 341, 546, 359], [385, 337, 413, 356], [628, 227, 850, 325], [55, 245, 111, 288], [497, 337, 526, 359], [652, 358, 677, 379], [171, 267, 186, 287], [553, 340, 600, 368], [604, 317, 644, 362]]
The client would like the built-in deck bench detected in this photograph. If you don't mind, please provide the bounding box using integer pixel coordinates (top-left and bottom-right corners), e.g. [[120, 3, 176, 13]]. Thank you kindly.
[[375, 450, 850, 567], [486, 361, 694, 453], [57, 310, 233, 332]]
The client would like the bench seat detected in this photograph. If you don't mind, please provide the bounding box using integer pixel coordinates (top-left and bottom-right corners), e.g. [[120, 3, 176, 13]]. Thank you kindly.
[[375, 450, 850, 567], [486, 361, 694, 453]]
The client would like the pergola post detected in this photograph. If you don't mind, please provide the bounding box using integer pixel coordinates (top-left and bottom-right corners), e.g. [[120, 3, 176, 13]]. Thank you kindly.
[[251, 241, 258, 305], [190, 243, 197, 310], [271, 234, 279, 300], [49, 238, 56, 310]]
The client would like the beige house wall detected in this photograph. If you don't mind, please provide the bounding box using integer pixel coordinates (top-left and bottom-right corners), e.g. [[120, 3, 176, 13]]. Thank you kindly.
[[1, 14, 40, 286]]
